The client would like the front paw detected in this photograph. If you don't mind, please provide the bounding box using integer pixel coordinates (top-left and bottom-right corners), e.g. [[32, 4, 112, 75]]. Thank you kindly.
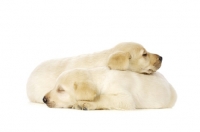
[[77, 101, 97, 110], [72, 103, 82, 110]]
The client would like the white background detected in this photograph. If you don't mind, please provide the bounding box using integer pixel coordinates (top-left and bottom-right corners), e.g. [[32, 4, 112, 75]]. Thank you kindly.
[[0, 0, 200, 132]]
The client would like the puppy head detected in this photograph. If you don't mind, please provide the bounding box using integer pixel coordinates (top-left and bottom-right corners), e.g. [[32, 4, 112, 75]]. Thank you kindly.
[[43, 70, 97, 108], [109, 42, 162, 74], [43, 84, 76, 108]]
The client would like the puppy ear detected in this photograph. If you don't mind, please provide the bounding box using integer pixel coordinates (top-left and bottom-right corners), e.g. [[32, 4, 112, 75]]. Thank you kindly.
[[107, 51, 131, 71], [74, 81, 98, 101]]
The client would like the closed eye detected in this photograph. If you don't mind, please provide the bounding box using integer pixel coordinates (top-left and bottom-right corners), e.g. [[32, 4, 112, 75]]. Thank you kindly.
[[143, 53, 147, 57], [57, 85, 65, 93]]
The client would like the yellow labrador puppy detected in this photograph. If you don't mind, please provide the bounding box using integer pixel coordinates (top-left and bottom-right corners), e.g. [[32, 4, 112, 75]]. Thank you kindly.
[[27, 42, 162, 103], [43, 67, 176, 110]]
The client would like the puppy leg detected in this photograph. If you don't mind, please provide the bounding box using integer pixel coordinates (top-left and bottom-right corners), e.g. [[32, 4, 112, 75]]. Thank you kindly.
[[78, 94, 135, 110]]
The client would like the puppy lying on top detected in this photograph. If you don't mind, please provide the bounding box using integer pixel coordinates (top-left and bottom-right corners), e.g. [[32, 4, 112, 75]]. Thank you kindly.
[[43, 67, 177, 110], [27, 42, 162, 103]]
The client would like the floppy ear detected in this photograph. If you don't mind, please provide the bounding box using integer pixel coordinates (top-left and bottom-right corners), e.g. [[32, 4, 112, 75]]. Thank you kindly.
[[107, 51, 131, 71], [74, 81, 98, 101]]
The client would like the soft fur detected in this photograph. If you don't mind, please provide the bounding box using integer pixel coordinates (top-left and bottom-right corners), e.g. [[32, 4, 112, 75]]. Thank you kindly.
[[43, 67, 177, 110], [27, 42, 162, 103]]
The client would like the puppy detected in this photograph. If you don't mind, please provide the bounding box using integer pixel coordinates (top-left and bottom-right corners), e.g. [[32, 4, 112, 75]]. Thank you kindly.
[[43, 67, 177, 110], [27, 42, 162, 103]]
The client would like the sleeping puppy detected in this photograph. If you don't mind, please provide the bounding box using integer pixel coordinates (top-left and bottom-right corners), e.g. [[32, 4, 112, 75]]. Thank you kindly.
[[27, 42, 162, 103], [43, 67, 177, 110]]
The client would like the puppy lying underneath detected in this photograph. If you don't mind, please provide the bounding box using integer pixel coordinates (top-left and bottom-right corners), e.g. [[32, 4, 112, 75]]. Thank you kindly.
[[27, 42, 162, 103], [43, 67, 177, 110]]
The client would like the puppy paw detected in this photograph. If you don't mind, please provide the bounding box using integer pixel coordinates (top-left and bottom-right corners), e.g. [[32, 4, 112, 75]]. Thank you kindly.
[[77, 101, 97, 110], [72, 103, 82, 110]]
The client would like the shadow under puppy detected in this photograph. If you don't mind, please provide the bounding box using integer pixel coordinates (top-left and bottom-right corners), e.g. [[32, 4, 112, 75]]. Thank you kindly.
[[43, 67, 177, 110]]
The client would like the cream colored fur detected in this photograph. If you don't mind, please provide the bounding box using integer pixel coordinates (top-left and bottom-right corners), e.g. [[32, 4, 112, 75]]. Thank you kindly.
[[27, 42, 162, 103], [44, 67, 177, 110]]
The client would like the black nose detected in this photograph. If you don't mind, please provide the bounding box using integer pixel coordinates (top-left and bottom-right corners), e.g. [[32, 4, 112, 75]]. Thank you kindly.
[[159, 56, 163, 61], [43, 96, 48, 103]]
